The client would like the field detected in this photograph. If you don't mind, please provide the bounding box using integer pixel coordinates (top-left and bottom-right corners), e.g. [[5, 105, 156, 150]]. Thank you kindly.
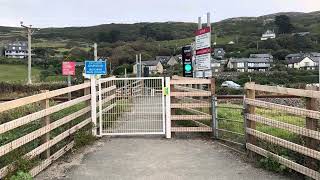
[[0, 64, 42, 83]]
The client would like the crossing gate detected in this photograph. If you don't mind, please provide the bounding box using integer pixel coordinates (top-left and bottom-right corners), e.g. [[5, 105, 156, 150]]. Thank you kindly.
[[98, 77, 166, 135]]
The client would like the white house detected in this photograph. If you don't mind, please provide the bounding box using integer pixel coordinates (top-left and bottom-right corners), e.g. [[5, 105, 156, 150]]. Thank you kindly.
[[133, 60, 163, 75], [287, 57, 319, 70], [4, 41, 28, 59], [261, 30, 276, 41], [227, 58, 273, 72]]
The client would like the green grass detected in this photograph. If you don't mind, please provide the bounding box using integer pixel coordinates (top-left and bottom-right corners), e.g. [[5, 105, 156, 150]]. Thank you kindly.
[[0, 64, 42, 83]]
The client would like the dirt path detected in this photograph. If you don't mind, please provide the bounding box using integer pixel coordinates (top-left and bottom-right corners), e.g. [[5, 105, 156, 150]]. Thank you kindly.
[[36, 137, 290, 180]]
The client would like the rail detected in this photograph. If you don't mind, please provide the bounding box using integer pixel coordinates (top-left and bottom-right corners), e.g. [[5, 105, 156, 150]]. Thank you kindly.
[[244, 82, 320, 180]]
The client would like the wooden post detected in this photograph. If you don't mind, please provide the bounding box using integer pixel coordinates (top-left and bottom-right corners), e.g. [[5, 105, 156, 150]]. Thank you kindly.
[[165, 77, 171, 139], [245, 82, 256, 158], [40, 90, 50, 159], [84, 80, 91, 131], [305, 97, 319, 171]]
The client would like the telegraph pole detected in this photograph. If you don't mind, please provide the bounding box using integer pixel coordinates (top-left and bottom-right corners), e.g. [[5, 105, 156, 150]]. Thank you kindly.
[[21, 22, 36, 84]]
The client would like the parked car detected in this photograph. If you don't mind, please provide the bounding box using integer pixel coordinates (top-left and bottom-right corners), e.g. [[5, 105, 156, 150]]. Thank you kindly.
[[221, 81, 241, 89]]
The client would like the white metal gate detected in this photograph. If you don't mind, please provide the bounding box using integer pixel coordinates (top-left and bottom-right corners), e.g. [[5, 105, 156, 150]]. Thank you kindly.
[[98, 77, 165, 135]]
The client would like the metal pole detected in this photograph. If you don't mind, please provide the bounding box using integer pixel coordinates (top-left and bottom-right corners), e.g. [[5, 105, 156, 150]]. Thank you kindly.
[[136, 54, 139, 77], [318, 60, 320, 91], [139, 53, 142, 77], [207, 12, 211, 27], [125, 68, 127, 78], [27, 27, 32, 84], [198, 17, 202, 30], [67, 75, 71, 101]]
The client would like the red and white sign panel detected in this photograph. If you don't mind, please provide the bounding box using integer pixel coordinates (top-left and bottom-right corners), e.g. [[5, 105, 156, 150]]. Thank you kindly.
[[196, 47, 211, 55], [195, 53, 211, 71], [195, 27, 211, 50], [62, 61, 76, 76]]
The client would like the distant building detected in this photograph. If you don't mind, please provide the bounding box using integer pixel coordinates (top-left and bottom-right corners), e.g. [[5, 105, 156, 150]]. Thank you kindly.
[[292, 32, 310, 36], [228, 41, 235, 45], [133, 60, 163, 75], [286, 57, 319, 70], [211, 59, 228, 73], [4, 41, 28, 59], [249, 54, 273, 60], [227, 58, 273, 72], [213, 48, 225, 60], [261, 30, 276, 41]]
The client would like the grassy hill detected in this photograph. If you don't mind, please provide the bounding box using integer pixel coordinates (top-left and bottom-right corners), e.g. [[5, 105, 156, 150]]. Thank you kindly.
[[0, 11, 320, 67]]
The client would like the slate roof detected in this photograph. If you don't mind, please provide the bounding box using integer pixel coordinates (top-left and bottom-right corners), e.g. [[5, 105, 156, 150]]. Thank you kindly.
[[249, 54, 273, 59], [142, 60, 160, 66], [229, 58, 272, 63], [5, 41, 28, 51], [156, 56, 171, 63]]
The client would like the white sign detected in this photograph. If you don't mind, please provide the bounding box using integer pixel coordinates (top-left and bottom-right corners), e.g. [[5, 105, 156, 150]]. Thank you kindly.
[[195, 27, 211, 50], [195, 53, 211, 70]]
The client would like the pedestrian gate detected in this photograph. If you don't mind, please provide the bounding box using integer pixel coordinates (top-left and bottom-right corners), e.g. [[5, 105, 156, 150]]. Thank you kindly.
[[98, 77, 165, 135]]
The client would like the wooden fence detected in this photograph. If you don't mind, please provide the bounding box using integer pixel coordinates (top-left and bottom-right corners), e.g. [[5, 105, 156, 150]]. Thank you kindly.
[[169, 76, 215, 134], [244, 82, 320, 180], [0, 82, 96, 178]]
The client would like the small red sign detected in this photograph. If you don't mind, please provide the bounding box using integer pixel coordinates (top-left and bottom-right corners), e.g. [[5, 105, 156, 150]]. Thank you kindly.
[[195, 27, 211, 36], [62, 61, 76, 76], [196, 48, 211, 55]]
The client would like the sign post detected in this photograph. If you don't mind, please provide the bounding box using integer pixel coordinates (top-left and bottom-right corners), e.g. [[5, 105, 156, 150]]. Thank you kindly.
[[195, 13, 212, 78], [62, 61, 76, 100]]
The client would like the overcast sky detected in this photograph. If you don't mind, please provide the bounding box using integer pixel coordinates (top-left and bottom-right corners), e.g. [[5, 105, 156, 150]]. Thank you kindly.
[[0, 0, 320, 28]]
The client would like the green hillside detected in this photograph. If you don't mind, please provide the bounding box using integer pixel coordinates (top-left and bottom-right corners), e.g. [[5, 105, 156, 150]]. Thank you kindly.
[[0, 64, 41, 82]]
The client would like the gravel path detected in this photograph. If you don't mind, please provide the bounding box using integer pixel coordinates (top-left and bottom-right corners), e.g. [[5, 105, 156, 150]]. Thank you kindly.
[[36, 137, 291, 180]]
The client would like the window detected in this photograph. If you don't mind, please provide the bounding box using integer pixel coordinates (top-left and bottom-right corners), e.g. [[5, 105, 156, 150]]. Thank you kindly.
[[305, 62, 310, 67], [12, 47, 15, 50], [237, 62, 244, 67]]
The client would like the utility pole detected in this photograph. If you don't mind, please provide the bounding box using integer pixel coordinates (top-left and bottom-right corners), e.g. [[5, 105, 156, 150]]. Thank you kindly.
[[136, 54, 139, 77], [256, 41, 259, 50], [21, 22, 37, 84]]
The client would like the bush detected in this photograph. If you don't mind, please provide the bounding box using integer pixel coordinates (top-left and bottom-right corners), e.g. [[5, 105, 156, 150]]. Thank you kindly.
[[74, 127, 96, 149], [9, 171, 32, 180]]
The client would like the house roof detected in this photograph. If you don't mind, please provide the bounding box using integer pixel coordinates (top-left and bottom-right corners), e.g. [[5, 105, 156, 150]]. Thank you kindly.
[[286, 57, 318, 64], [310, 52, 320, 57], [249, 54, 273, 58], [229, 58, 272, 63], [5, 41, 28, 51], [142, 60, 160, 66], [156, 56, 171, 63], [285, 53, 303, 58]]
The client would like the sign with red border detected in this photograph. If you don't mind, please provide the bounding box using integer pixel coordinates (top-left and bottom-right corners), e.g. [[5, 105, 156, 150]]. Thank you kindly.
[[62, 61, 76, 76]]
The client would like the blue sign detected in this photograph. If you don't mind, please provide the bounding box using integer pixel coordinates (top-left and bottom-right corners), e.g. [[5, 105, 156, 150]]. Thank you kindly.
[[85, 60, 107, 75]]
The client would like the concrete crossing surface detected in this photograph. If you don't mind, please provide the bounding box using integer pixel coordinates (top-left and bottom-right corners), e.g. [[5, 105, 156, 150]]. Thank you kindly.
[[36, 137, 291, 180]]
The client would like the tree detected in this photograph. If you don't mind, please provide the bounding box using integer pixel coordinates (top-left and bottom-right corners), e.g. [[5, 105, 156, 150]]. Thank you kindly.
[[275, 15, 294, 34]]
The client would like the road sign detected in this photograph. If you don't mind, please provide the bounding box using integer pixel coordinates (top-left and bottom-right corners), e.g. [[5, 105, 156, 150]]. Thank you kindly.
[[182, 46, 193, 77], [85, 61, 107, 75], [62, 61, 76, 76], [195, 48, 211, 70], [195, 27, 211, 50]]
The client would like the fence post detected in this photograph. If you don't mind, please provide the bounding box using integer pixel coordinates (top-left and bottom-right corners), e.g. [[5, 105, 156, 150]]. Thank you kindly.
[[210, 78, 217, 139], [245, 82, 256, 158], [305, 97, 319, 171], [40, 90, 50, 159], [165, 77, 171, 139], [91, 77, 97, 136]]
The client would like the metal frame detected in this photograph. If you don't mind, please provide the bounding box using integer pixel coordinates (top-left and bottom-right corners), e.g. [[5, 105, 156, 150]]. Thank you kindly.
[[98, 77, 166, 136]]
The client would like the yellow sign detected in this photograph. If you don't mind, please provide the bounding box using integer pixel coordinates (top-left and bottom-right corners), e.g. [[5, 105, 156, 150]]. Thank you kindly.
[[164, 87, 169, 96]]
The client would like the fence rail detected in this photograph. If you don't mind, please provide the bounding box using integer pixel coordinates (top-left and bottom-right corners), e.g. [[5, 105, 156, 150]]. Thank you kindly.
[[0, 82, 92, 178], [244, 82, 320, 180]]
